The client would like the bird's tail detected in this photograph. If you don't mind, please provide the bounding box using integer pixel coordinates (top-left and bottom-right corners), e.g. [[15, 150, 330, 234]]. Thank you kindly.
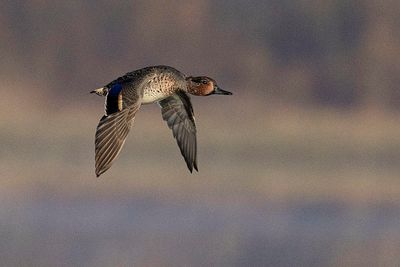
[[90, 87, 108, 96]]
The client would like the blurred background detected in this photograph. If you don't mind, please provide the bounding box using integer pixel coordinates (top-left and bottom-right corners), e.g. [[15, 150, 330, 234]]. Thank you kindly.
[[1, 0, 400, 266]]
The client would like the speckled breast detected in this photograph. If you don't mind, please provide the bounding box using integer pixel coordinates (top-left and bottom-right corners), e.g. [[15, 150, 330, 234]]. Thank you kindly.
[[141, 74, 177, 104]]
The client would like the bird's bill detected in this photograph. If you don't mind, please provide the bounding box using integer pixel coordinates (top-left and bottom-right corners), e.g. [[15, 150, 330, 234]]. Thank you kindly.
[[212, 85, 232, 95]]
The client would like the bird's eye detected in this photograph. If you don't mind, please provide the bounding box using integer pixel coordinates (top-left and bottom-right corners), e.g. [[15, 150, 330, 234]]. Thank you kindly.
[[201, 80, 208, 85]]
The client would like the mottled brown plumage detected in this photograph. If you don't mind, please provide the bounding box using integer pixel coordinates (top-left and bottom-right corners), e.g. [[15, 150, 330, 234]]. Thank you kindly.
[[91, 65, 232, 177]]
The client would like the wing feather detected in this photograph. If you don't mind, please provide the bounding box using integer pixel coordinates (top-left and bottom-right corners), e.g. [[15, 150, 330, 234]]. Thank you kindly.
[[94, 103, 140, 177], [159, 91, 198, 172]]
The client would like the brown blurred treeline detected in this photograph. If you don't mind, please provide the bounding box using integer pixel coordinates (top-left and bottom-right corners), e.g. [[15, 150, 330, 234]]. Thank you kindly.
[[1, 0, 400, 110]]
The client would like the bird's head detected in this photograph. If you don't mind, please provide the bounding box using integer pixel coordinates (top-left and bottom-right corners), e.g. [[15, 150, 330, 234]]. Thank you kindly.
[[186, 76, 232, 96]]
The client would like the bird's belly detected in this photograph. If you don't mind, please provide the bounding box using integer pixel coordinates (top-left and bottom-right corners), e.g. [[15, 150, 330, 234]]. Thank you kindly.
[[142, 89, 171, 104]]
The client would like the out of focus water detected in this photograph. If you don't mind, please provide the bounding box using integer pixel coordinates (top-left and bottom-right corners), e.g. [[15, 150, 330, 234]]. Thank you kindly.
[[1, 192, 399, 266], [1, 108, 400, 266], [2, 1, 400, 265]]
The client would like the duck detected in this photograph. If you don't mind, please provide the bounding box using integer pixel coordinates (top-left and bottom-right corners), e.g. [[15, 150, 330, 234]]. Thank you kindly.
[[91, 65, 232, 177]]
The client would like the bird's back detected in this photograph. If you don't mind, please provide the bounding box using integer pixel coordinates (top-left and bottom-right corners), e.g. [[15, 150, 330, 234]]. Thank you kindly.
[[105, 66, 187, 107]]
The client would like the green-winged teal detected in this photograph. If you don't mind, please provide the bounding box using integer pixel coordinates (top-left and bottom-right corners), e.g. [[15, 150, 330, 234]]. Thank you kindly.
[[91, 65, 232, 177]]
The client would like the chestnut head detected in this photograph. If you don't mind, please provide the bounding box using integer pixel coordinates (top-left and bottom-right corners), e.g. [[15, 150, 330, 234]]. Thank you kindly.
[[186, 76, 232, 96]]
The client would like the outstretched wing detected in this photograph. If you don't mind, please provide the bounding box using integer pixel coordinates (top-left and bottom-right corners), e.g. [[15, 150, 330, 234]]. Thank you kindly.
[[159, 91, 198, 172], [95, 101, 141, 177]]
